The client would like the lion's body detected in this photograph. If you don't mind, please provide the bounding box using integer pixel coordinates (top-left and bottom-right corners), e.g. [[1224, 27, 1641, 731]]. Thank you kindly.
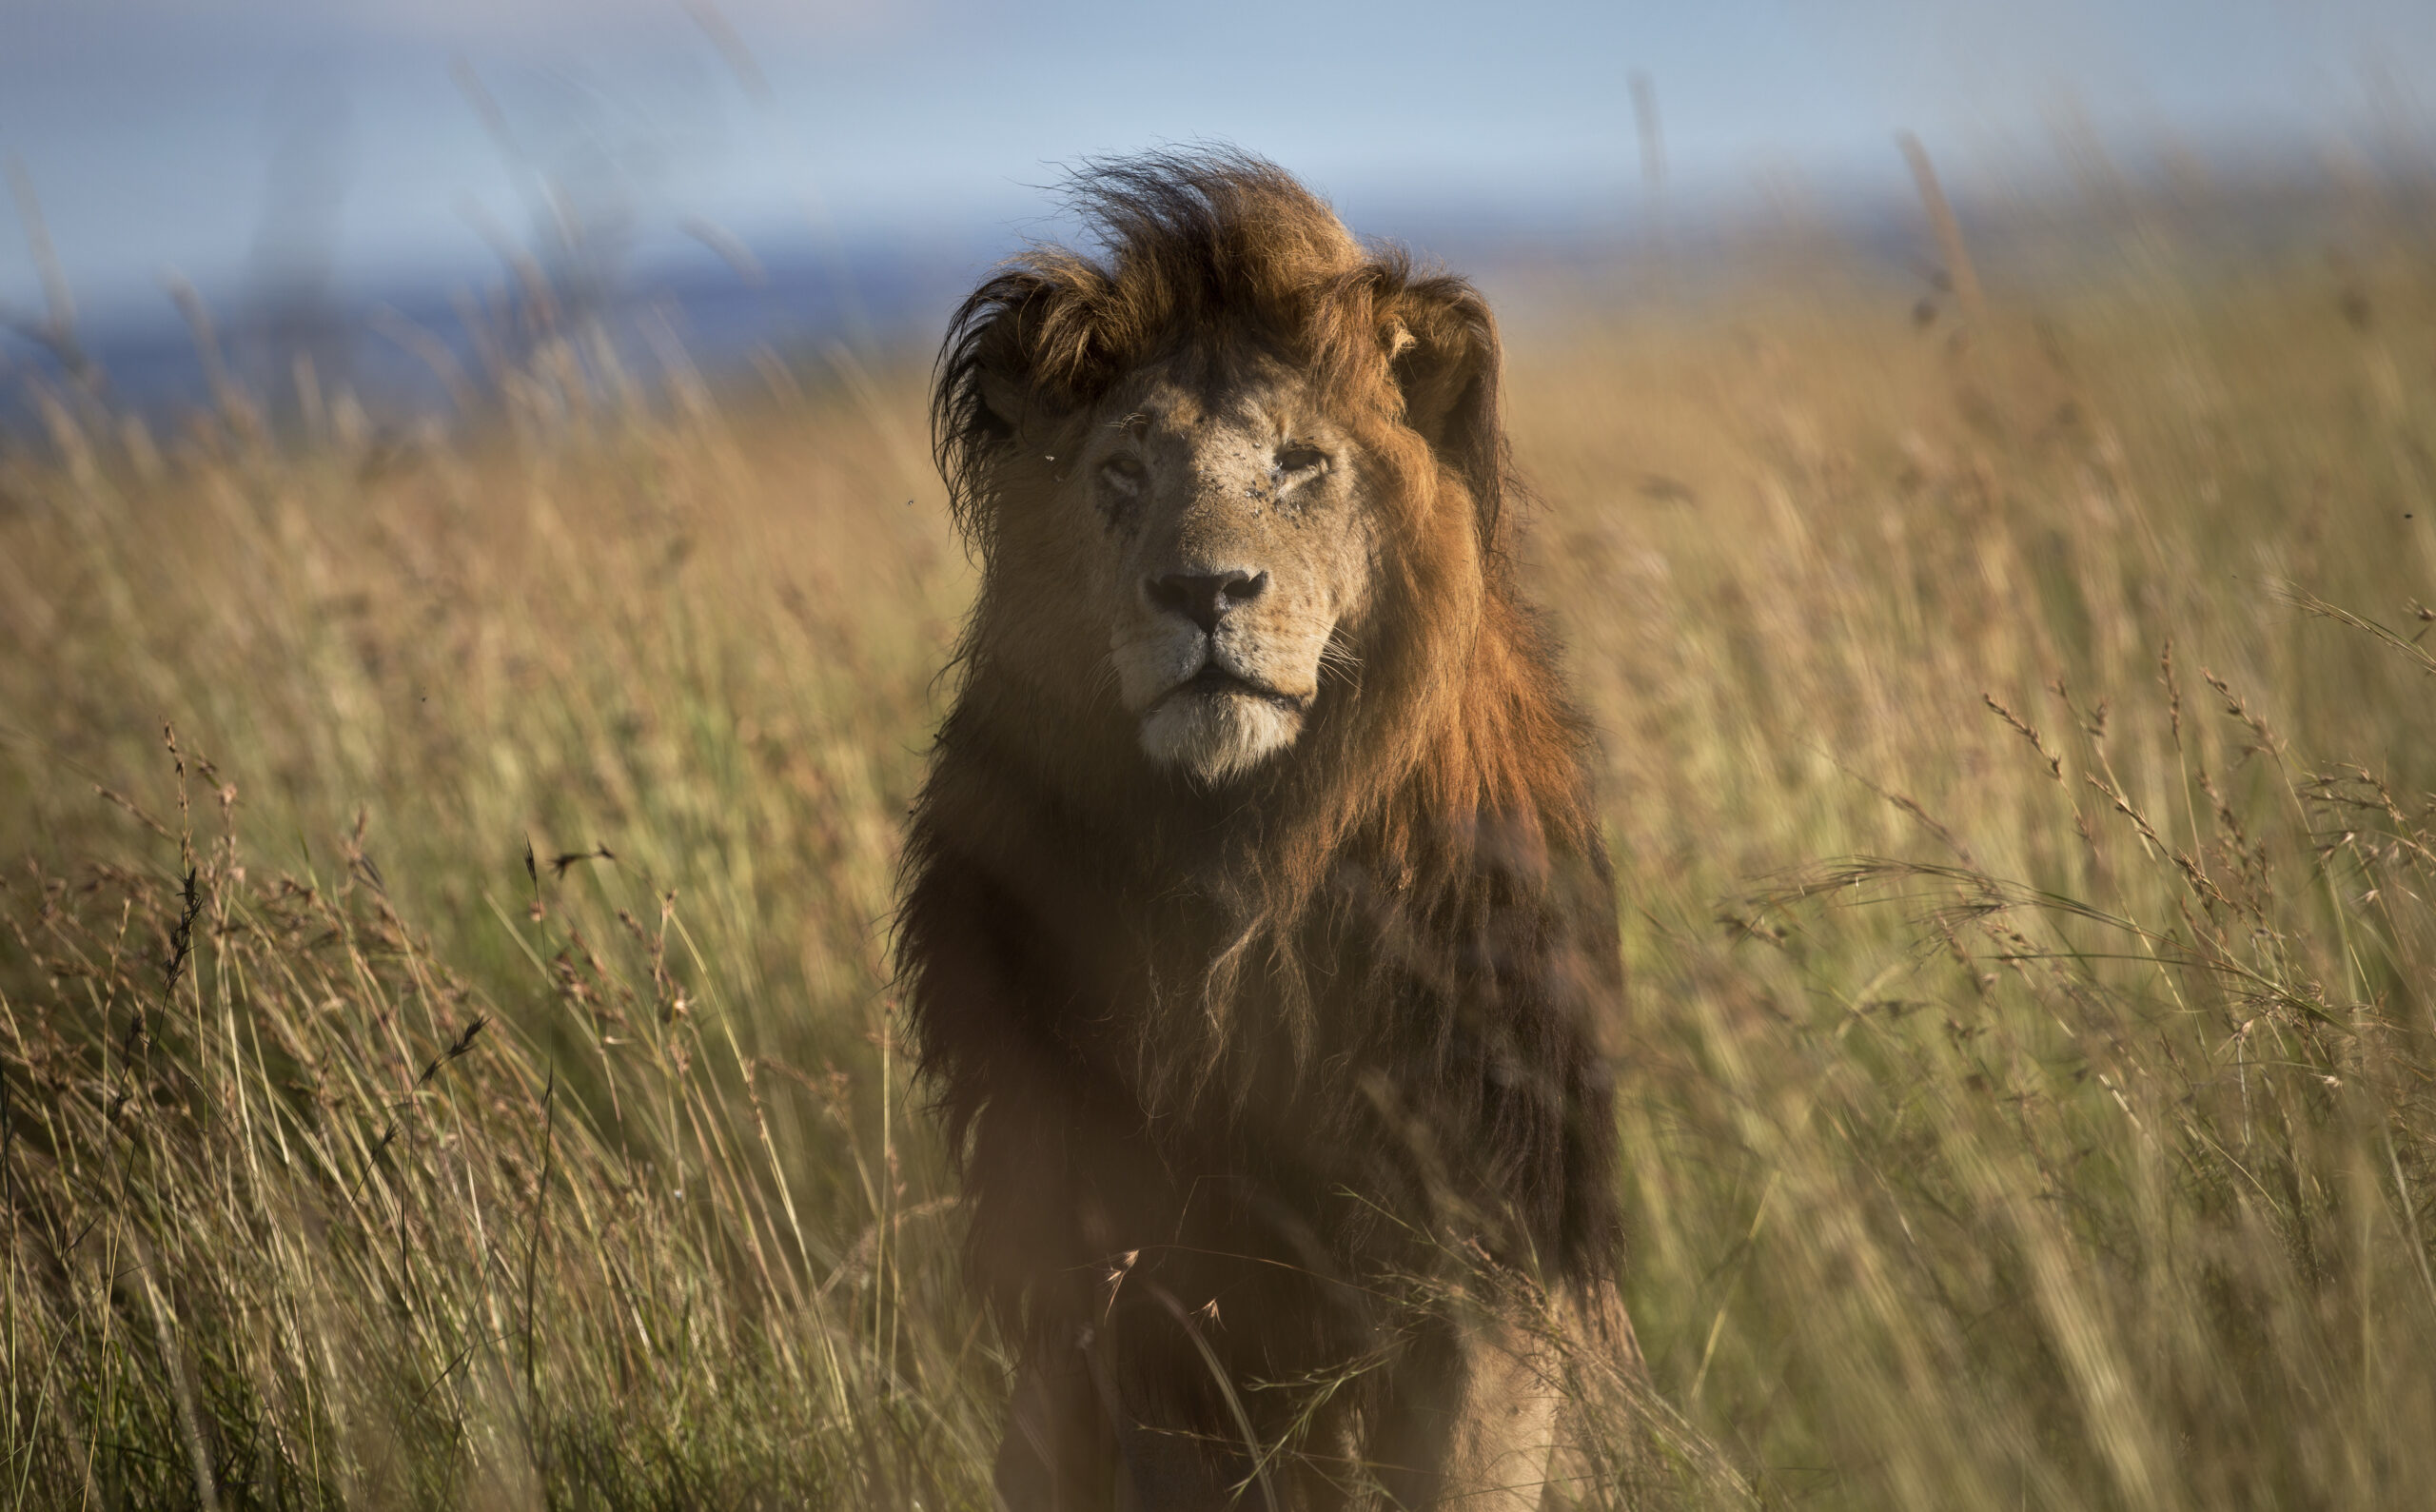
[[897, 153, 1632, 1509]]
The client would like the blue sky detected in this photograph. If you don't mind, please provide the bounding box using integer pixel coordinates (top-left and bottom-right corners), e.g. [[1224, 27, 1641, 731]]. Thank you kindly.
[[2, 0, 2430, 320]]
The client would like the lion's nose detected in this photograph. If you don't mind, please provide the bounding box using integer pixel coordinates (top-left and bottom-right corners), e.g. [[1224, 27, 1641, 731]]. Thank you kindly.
[[1146, 569, 1268, 634]]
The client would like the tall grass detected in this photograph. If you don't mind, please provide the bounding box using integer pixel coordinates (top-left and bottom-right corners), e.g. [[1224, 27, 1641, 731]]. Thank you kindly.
[[3, 226, 2434, 1507]]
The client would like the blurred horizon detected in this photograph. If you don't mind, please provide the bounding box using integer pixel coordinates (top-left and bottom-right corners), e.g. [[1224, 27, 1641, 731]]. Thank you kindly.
[[13, 9, 2436, 1509], [4, 0, 2433, 416]]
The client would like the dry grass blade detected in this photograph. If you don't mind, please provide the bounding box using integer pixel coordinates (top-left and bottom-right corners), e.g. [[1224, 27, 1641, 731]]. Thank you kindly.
[[2275, 581, 2436, 677]]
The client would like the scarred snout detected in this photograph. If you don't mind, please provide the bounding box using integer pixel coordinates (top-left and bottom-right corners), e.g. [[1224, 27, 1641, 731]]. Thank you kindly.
[[1128, 554, 1315, 781], [1145, 568, 1270, 633]]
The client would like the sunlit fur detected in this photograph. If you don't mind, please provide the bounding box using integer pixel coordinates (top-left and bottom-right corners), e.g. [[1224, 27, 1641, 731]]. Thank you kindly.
[[899, 150, 1634, 1508]]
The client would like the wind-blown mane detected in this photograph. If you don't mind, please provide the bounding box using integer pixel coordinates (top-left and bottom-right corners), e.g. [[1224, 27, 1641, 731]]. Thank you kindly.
[[899, 150, 1621, 1365]]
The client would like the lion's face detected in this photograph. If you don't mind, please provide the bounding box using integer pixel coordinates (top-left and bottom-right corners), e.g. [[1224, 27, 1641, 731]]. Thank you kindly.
[[1062, 353, 1379, 785], [940, 158, 1509, 795]]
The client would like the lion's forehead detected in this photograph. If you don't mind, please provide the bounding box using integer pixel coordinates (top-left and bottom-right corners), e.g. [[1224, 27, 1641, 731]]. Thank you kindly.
[[1112, 354, 1325, 436]]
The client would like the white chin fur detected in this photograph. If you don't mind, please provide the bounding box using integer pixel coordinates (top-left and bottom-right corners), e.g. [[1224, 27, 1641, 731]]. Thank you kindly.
[[1138, 689, 1300, 783]]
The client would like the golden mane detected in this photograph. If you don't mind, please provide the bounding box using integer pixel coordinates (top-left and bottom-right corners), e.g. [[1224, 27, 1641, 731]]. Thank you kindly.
[[925, 148, 1605, 1027]]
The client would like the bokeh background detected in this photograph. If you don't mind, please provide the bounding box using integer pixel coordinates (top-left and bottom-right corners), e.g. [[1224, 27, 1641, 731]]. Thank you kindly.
[[8, 5, 2436, 1510]]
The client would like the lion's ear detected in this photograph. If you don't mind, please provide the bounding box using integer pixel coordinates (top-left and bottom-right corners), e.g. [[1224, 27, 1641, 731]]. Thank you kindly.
[[972, 366, 1032, 437], [933, 268, 1097, 529], [1388, 280, 1505, 540], [938, 271, 1063, 447]]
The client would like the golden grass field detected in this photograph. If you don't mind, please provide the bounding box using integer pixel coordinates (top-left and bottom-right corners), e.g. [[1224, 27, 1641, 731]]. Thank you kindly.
[[3, 219, 2435, 1508]]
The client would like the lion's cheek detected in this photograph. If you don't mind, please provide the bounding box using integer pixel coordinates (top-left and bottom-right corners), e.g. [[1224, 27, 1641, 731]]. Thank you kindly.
[[1216, 607, 1335, 702]]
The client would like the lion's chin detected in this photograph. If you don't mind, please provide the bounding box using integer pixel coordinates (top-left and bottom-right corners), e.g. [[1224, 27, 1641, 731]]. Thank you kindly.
[[1138, 688, 1302, 784]]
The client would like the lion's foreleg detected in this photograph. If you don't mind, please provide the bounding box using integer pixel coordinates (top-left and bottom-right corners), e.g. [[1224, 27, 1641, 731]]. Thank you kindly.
[[1443, 1321, 1566, 1512], [1363, 1313, 1564, 1512], [1542, 1282, 1655, 1512]]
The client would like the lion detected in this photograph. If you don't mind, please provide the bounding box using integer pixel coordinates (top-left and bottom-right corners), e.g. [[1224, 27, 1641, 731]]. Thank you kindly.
[[897, 150, 1636, 1510]]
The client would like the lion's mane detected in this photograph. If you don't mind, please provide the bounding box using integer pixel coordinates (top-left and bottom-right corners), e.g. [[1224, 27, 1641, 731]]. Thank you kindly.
[[897, 151, 1621, 1374]]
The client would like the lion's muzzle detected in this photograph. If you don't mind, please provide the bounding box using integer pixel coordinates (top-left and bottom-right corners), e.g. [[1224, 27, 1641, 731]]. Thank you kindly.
[[1130, 582, 1315, 783]]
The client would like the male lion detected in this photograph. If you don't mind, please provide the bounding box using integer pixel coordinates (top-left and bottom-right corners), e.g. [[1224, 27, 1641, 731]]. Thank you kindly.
[[898, 151, 1634, 1511]]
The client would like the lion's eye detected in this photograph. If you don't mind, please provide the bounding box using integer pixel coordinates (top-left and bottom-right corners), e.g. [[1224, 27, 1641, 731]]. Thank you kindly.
[[1275, 445, 1328, 479], [1099, 455, 1147, 493]]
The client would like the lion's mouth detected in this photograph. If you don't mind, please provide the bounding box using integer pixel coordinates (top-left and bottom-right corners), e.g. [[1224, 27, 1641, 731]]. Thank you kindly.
[[1166, 663, 1308, 715]]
